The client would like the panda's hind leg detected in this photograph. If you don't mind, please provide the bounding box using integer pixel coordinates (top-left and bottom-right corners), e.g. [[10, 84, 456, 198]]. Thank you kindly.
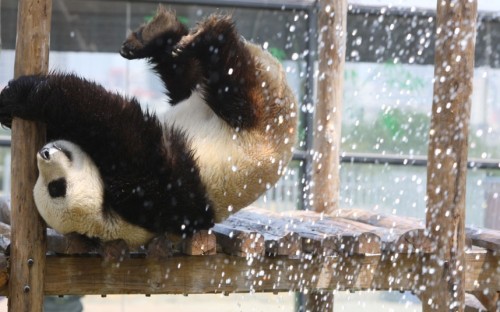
[[175, 15, 261, 129], [120, 5, 187, 60], [121, 6, 201, 104]]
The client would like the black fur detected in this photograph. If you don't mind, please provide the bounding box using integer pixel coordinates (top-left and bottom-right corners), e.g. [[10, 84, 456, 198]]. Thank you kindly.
[[0, 11, 271, 239], [0, 74, 215, 236], [48, 178, 67, 198], [121, 10, 261, 129]]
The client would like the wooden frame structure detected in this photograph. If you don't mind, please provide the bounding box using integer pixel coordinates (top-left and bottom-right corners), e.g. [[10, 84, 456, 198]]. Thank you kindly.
[[0, 0, 499, 311]]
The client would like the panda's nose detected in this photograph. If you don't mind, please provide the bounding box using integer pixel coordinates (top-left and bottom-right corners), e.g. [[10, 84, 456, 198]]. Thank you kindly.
[[39, 148, 51, 160]]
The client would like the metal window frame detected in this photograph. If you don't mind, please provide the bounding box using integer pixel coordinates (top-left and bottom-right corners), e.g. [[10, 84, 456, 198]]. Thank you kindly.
[[2, 0, 499, 171]]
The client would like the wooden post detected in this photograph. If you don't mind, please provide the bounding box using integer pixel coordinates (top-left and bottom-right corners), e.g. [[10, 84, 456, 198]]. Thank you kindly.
[[305, 0, 347, 311], [8, 0, 52, 311], [424, 0, 477, 311], [311, 0, 347, 215]]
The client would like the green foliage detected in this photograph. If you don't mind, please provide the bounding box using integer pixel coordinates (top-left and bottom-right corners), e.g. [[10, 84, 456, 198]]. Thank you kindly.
[[144, 12, 155, 23], [177, 16, 190, 26], [382, 60, 425, 92], [268, 47, 286, 62]]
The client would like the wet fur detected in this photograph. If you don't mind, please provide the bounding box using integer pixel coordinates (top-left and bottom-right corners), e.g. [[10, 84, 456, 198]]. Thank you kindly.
[[0, 7, 297, 245], [34, 141, 154, 246]]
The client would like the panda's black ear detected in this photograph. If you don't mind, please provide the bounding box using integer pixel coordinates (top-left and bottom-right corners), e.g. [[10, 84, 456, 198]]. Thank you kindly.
[[48, 178, 67, 198]]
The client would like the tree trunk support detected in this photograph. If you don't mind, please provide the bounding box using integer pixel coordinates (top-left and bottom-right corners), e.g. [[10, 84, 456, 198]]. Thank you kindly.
[[8, 0, 52, 311], [423, 0, 477, 311], [306, 0, 347, 311]]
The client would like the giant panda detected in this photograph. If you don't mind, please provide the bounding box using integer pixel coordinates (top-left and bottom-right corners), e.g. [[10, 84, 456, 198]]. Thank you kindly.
[[0, 6, 297, 248]]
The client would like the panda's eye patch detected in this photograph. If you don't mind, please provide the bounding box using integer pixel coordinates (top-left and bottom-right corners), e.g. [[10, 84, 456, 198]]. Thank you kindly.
[[53, 144, 73, 161], [48, 178, 67, 198], [61, 150, 73, 162]]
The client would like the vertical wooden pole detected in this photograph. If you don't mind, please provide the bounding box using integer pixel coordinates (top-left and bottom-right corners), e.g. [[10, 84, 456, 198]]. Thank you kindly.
[[311, 0, 347, 214], [8, 0, 52, 311], [424, 0, 477, 311], [305, 0, 347, 311]]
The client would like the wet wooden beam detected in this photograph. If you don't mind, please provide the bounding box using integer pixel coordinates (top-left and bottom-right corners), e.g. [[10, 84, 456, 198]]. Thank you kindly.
[[424, 0, 478, 311], [8, 0, 52, 311], [0, 251, 496, 296], [466, 227, 500, 252], [212, 224, 265, 257]]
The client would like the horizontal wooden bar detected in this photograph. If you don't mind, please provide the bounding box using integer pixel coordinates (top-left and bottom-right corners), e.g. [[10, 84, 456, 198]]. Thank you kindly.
[[0, 251, 496, 296]]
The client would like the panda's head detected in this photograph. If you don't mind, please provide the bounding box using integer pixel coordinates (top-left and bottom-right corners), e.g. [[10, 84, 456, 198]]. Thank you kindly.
[[33, 140, 104, 234]]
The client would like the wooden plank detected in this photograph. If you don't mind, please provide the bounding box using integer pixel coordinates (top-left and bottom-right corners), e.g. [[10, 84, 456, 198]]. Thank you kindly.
[[335, 209, 450, 252], [232, 207, 381, 255], [424, 0, 478, 311], [220, 213, 302, 257], [8, 0, 52, 310], [470, 291, 498, 312], [0, 250, 496, 296], [181, 230, 217, 256], [466, 227, 500, 252], [212, 224, 265, 257], [310, 0, 347, 215], [335, 208, 424, 231]]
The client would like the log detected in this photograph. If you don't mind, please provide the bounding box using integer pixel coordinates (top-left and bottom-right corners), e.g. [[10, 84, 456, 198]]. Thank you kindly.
[[335, 208, 425, 230], [212, 224, 265, 257], [424, 0, 477, 311], [221, 213, 302, 257], [181, 230, 217, 256], [233, 207, 381, 255], [466, 227, 500, 252], [336, 209, 447, 252], [309, 0, 347, 309], [310, 0, 347, 215], [0, 250, 495, 296], [8, 0, 52, 310]]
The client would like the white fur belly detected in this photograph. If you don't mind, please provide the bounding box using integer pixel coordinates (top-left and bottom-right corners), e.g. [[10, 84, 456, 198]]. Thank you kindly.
[[163, 91, 282, 220], [164, 91, 243, 172]]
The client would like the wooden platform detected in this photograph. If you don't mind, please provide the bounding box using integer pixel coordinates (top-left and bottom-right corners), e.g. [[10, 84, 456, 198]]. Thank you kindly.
[[0, 206, 498, 297]]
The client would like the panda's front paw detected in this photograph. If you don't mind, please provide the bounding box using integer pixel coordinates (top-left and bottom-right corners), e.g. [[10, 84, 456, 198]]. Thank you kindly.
[[0, 76, 44, 128], [146, 234, 176, 260], [119, 32, 148, 60], [99, 239, 130, 262], [120, 6, 187, 60]]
